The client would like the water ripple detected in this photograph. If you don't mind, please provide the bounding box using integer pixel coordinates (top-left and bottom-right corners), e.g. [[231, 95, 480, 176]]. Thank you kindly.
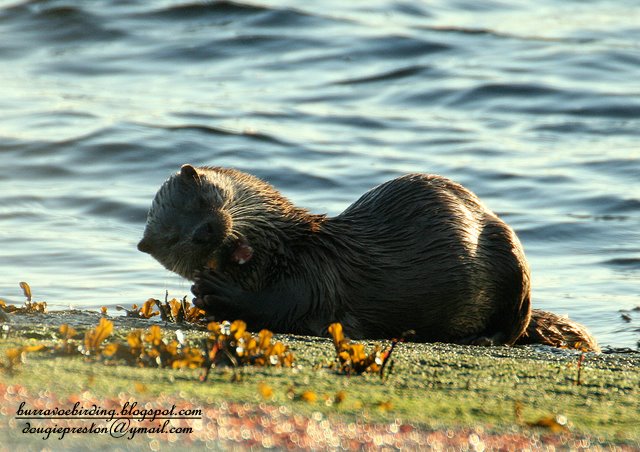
[[0, 0, 638, 347], [331, 65, 428, 86]]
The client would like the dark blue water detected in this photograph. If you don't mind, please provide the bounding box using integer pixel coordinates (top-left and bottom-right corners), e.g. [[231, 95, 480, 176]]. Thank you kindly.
[[1, 0, 638, 348]]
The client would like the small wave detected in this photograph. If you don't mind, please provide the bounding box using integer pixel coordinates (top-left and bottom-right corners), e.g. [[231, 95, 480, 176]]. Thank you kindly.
[[247, 5, 327, 28], [261, 169, 340, 191], [602, 198, 640, 215], [518, 221, 601, 242], [601, 258, 640, 270], [217, 33, 322, 53], [352, 35, 451, 60], [448, 83, 564, 108], [317, 114, 389, 130], [424, 25, 595, 44], [530, 122, 640, 136], [82, 199, 148, 224], [2, 3, 126, 44], [43, 59, 130, 76], [560, 103, 640, 119], [143, 1, 269, 20], [520, 96, 640, 119], [331, 65, 428, 86], [141, 1, 322, 29], [390, 1, 432, 18], [149, 34, 324, 62], [446, 83, 640, 120], [159, 124, 290, 147], [581, 158, 640, 183], [573, 196, 640, 216], [22, 164, 75, 179]]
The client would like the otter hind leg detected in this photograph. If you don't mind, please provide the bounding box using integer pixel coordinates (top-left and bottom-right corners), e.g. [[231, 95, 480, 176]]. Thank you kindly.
[[476, 219, 532, 346], [457, 331, 507, 347]]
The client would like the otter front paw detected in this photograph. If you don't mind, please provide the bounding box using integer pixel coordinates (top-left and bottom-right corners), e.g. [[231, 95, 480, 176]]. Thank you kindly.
[[191, 269, 245, 318]]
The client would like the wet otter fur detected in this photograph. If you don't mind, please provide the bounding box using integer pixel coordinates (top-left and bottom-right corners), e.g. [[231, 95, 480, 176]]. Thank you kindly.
[[138, 164, 599, 351]]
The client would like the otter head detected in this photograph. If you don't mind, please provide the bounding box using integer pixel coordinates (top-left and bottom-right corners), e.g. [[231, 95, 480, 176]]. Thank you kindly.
[[137, 164, 233, 280]]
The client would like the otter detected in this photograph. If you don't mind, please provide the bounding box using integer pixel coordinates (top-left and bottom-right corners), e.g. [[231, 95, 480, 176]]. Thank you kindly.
[[138, 164, 599, 351]]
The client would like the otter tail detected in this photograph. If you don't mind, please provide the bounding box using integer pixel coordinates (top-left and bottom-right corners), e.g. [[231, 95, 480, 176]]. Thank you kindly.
[[515, 309, 600, 352]]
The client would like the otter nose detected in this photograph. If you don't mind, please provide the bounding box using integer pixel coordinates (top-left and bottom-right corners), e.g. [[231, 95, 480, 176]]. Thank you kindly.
[[192, 222, 218, 244]]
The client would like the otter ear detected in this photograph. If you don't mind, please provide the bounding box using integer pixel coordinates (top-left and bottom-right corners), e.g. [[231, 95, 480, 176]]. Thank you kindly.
[[180, 164, 199, 180], [137, 237, 152, 254]]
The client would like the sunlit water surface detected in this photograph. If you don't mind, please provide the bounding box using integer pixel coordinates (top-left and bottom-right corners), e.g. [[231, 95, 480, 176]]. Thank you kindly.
[[1, 0, 638, 348]]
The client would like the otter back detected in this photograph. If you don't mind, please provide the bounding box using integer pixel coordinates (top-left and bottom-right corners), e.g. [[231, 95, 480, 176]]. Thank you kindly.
[[139, 165, 598, 351]]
